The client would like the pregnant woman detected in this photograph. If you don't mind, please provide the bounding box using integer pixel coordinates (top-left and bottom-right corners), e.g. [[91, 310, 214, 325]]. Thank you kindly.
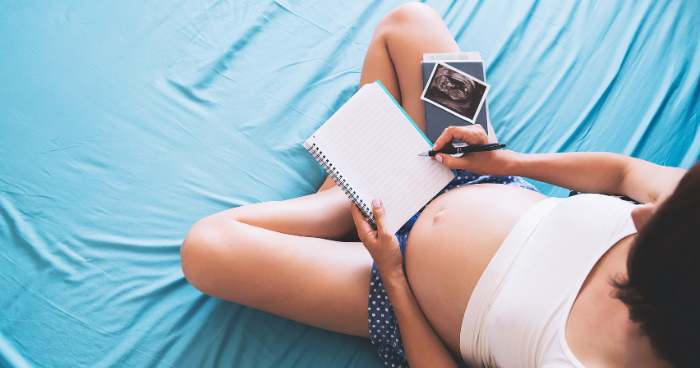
[[180, 3, 698, 367]]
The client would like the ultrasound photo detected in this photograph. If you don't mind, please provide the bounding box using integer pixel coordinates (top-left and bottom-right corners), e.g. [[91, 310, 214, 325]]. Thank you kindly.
[[421, 62, 489, 123]]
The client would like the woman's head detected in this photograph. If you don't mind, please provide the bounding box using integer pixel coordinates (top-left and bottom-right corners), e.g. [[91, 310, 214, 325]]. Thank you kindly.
[[615, 162, 700, 367]]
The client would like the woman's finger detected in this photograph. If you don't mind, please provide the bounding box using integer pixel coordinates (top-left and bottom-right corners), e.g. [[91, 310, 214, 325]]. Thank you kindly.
[[464, 124, 489, 144], [436, 152, 468, 169], [433, 124, 488, 151], [432, 126, 458, 151], [371, 199, 390, 238], [350, 204, 374, 241]]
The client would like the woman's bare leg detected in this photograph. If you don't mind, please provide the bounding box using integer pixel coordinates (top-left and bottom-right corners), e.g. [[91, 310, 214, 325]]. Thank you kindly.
[[182, 214, 373, 336], [318, 2, 473, 192], [181, 2, 463, 337], [360, 3, 459, 132]]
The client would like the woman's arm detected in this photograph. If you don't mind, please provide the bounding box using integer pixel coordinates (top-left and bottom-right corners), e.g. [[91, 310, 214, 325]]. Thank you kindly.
[[507, 152, 685, 204], [350, 202, 457, 368], [383, 271, 457, 368], [432, 125, 686, 204]]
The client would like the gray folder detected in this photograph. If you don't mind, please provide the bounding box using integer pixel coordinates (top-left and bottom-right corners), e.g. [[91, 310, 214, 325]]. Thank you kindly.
[[421, 61, 490, 142]]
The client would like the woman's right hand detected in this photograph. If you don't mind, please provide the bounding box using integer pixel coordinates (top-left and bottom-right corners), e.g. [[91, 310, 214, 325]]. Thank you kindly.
[[432, 124, 520, 176]]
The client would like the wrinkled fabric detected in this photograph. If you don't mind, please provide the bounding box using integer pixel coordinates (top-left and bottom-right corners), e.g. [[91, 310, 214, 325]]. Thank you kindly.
[[0, 1, 697, 367]]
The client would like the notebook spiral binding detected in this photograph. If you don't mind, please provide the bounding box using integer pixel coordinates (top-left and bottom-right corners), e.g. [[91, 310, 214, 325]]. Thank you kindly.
[[307, 143, 375, 225]]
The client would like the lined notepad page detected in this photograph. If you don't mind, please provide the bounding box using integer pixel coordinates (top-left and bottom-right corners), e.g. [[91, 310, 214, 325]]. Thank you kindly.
[[304, 82, 455, 234]]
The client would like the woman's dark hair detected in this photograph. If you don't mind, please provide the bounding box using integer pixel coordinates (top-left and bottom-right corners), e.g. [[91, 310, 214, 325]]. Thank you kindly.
[[614, 162, 700, 367]]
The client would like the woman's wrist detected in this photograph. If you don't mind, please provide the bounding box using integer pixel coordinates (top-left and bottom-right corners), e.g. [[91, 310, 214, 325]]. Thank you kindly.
[[505, 150, 527, 176], [380, 267, 409, 293]]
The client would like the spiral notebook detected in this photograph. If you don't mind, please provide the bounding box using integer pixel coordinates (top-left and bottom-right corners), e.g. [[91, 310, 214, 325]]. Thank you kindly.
[[304, 81, 455, 234]]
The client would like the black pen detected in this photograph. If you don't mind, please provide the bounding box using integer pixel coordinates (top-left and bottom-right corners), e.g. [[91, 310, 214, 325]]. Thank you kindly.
[[417, 143, 506, 157]]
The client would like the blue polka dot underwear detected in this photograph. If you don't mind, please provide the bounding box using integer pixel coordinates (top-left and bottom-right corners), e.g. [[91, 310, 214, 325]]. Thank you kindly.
[[367, 170, 537, 368]]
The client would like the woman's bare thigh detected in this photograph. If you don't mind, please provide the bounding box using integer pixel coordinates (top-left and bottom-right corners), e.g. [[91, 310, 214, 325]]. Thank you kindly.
[[182, 216, 373, 337]]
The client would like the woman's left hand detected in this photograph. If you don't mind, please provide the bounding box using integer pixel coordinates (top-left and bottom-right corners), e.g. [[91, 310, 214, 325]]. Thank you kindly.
[[350, 199, 404, 280]]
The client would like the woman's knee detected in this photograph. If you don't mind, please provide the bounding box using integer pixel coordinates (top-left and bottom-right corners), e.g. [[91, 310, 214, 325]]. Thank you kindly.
[[378, 2, 441, 34], [180, 215, 233, 294]]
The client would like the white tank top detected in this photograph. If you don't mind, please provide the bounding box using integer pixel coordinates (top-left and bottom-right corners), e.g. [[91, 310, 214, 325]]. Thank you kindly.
[[459, 194, 638, 367]]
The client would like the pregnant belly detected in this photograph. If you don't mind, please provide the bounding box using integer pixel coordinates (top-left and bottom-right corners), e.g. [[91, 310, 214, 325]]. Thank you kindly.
[[404, 183, 545, 354]]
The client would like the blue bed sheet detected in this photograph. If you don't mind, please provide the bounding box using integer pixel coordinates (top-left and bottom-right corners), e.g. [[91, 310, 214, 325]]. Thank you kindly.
[[1, 0, 698, 367]]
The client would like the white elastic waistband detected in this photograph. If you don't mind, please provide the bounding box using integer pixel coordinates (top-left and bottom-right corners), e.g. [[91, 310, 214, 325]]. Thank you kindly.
[[459, 197, 562, 364]]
